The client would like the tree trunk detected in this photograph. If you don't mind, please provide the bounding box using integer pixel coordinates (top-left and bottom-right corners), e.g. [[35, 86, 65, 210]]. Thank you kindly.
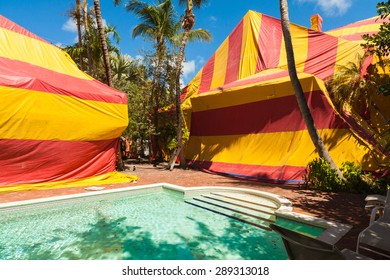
[[75, 0, 84, 70], [93, 0, 113, 87], [279, 0, 344, 179], [152, 42, 165, 162], [83, 0, 93, 76], [171, 5, 196, 169], [173, 28, 190, 169]]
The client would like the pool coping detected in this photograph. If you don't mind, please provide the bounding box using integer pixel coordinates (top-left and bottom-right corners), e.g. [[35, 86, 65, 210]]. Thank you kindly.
[[0, 182, 351, 245]]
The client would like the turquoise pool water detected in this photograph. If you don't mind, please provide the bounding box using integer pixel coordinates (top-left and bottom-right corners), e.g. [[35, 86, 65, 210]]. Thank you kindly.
[[275, 217, 325, 238], [0, 190, 288, 260]]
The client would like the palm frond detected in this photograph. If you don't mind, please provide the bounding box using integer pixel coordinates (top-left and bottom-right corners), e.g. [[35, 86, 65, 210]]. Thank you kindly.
[[187, 28, 212, 42]]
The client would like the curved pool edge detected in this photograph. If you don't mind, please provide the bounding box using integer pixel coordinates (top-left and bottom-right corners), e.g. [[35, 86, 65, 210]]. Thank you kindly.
[[0, 182, 352, 245], [0, 183, 291, 210]]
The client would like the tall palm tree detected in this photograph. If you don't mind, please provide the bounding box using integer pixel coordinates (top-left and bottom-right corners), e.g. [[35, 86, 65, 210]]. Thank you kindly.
[[93, 0, 113, 87], [126, 0, 177, 161], [168, 0, 211, 169], [279, 0, 344, 179]]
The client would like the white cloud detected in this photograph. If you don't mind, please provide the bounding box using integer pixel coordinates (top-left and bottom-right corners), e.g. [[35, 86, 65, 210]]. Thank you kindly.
[[182, 60, 196, 79], [55, 42, 65, 48], [179, 60, 196, 86], [63, 17, 107, 33], [62, 18, 77, 33], [298, 0, 352, 16], [135, 55, 144, 62], [196, 56, 205, 66], [210, 16, 217, 22]]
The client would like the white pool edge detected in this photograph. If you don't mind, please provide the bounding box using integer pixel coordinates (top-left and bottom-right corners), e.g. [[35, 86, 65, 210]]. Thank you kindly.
[[0, 183, 351, 245]]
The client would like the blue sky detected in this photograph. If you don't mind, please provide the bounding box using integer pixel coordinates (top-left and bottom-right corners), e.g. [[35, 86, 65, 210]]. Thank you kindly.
[[1, 0, 379, 84]]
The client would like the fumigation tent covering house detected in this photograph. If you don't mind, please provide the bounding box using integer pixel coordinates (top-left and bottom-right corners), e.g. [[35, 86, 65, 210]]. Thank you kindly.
[[0, 16, 137, 192], [181, 11, 389, 183]]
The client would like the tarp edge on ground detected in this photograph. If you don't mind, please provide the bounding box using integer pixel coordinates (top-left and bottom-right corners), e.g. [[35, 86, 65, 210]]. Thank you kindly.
[[0, 172, 138, 194]]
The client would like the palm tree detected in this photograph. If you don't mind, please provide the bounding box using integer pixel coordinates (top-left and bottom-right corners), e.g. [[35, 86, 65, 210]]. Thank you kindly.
[[279, 0, 344, 179], [65, 19, 120, 82], [111, 53, 132, 81], [327, 53, 372, 113], [125, 0, 177, 161], [327, 53, 389, 152], [168, 0, 211, 169], [93, 0, 113, 87]]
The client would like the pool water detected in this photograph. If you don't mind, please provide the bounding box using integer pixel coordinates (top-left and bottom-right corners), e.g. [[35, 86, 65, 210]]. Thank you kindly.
[[275, 217, 325, 238], [0, 190, 288, 260]]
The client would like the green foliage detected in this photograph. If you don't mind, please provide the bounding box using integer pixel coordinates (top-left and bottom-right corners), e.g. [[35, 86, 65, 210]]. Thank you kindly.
[[303, 158, 345, 192], [303, 158, 389, 194], [361, 1, 390, 57]]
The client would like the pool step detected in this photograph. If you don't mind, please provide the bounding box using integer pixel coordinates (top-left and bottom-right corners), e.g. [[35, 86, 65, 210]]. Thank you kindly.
[[185, 192, 277, 231], [210, 192, 279, 210]]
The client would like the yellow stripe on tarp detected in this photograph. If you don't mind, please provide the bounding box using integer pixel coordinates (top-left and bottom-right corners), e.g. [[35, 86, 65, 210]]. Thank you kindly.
[[186, 129, 381, 170], [238, 11, 261, 80], [0, 86, 128, 141], [190, 73, 324, 112], [334, 38, 365, 72], [210, 38, 229, 90], [326, 23, 382, 38], [181, 69, 203, 110], [279, 24, 309, 73], [0, 172, 138, 193], [0, 27, 92, 80]]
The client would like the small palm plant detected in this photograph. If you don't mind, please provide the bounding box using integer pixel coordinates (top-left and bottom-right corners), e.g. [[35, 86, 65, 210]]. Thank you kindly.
[[326, 53, 390, 153]]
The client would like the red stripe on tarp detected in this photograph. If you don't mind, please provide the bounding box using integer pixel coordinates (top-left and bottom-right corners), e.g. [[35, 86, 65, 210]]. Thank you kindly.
[[304, 31, 338, 79], [225, 19, 244, 84], [188, 160, 305, 183], [0, 57, 127, 104], [180, 85, 188, 102], [0, 138, 118, 187], [198, 54, 215, 94], [256, 15, 283, 72], [0, 15, 48, 43], [190, 91, 348, 136]]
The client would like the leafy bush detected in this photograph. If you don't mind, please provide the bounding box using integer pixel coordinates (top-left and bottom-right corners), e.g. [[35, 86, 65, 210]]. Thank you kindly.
[[303, 158, 389, 194], [303, 158, 345, 192]]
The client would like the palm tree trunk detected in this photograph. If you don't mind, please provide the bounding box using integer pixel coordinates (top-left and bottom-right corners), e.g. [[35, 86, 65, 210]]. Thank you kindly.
[[170, 4, 196, 169], [171, 28, 190, 169], [279, 0, 344, 179], [93, 0, 113, 87], [152, 43, 165, 162], [83, 0, 93, 76], [75, 0, 84, 71]]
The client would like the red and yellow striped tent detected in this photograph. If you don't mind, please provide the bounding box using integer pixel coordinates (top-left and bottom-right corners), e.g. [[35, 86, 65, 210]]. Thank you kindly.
[[182, 11, 388, 183], [0, 16, 137, 192]]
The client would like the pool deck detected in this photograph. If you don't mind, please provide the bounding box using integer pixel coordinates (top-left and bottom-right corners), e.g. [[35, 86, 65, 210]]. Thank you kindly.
[[0, 163, 371, 254]]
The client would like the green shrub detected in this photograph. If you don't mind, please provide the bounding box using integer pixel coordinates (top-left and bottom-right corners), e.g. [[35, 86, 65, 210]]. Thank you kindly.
[[303, 158, 345, 192], [303, 158, 389, 194]]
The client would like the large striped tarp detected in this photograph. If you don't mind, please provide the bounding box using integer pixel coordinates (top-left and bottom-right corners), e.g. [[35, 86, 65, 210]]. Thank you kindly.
[[0, 15, 137, 192], [182, 11, 389, 183]]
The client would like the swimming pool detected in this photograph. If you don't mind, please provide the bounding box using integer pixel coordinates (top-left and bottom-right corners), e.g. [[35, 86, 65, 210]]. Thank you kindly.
[[0, 184, 347, 260]]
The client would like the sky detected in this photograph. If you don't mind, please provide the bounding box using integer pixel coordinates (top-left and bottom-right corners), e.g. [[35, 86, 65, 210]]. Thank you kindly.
[[0, 0, 379, 84]]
